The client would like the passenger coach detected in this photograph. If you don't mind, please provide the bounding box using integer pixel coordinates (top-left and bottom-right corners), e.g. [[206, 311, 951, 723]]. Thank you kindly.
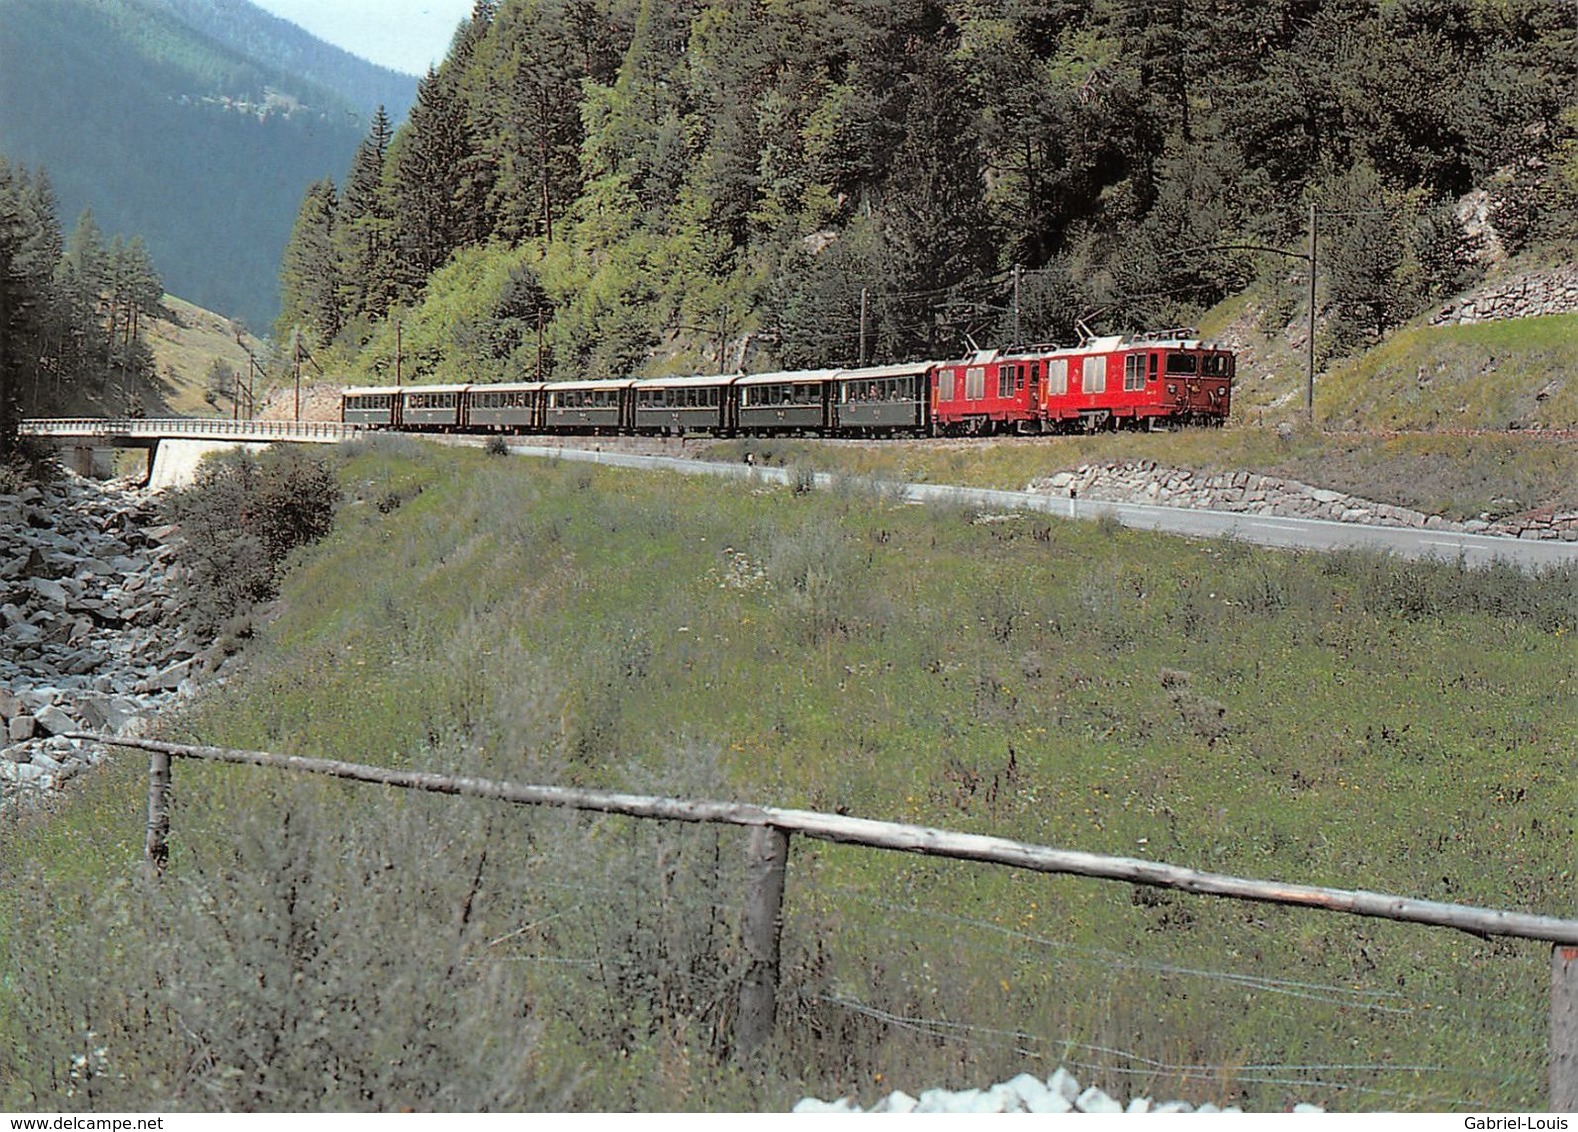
[[633, 374, 733, 435], [832, 363, 930, 435]]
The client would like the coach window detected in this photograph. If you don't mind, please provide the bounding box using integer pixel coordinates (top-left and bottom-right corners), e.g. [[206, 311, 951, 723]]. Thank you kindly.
[[1149, 353, 1159, 380], [1082, 356, 1106, 395], [1124, 354, 1144, 391], [966, 366, 986, 400], [1048, 359, 1068, 396]]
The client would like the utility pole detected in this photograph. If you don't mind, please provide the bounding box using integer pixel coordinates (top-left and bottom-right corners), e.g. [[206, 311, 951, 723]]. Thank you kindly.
[[1306, 202, 1318, 423], [395, 319, 403, 388], [536, 308, 544, 381], [1012, 264, 1022, 347], [858, 287, 868, 367], [292, 328, 301, 422]]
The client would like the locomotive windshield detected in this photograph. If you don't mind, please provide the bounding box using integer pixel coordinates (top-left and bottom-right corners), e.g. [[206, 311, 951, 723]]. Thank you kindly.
[[1165, 352, 1198, 375]]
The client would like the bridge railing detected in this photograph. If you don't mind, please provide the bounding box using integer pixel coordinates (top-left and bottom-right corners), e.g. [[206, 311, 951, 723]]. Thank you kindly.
[[20, 417, 363, 442]]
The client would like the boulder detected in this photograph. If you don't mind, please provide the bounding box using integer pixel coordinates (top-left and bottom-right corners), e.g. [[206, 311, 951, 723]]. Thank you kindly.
[[33, 703, 77, 737]]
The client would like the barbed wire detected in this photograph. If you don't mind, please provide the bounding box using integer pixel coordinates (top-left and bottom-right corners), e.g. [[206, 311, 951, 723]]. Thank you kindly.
[[820, 889, 1414, 1012], [813, 993, 1527, 1108]]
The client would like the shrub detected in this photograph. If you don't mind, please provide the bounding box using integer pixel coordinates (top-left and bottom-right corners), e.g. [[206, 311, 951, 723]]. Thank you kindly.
[[165, 448, 340, 634], [3, 783, 561, 1111]]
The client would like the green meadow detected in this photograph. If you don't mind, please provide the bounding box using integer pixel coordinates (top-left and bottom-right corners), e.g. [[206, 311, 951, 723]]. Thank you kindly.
[[3, 437, 1575, 1111]]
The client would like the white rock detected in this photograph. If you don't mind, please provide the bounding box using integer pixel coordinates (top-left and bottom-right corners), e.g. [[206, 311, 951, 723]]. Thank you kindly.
[[914, 1089, 961, 1113], [791, 1097, 859, 1113], [868, 1091, 917, 1113], [1002, 1072, 1065, 1113], [1075, 1086, 1124, 1113], [1047, 1066, 1081, 1102], [979, 1084, 1028, 1113]]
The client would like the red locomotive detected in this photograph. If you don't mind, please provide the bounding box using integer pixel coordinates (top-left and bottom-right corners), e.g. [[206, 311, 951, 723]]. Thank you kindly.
[[929, 331, 1232, 436]]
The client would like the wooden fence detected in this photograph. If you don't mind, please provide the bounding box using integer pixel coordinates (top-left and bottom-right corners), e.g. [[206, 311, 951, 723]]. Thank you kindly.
[[70, 731, 1578, 1109]]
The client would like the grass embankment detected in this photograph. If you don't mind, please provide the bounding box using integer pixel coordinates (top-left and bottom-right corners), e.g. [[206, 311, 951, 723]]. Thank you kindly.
[[3, 438, 1575, 1110], [704, 427, 1578, 524], [1320, 315, 1578, 434]]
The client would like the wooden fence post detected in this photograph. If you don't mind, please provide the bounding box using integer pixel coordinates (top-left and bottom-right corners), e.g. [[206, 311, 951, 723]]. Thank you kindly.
[[736, 823, 789, 1065], [1553, 944, 1578, 1111], [145, 749, 171, 875]]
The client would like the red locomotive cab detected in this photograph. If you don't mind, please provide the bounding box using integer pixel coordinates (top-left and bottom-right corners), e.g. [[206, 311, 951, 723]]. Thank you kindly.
[[1155, 342, 1233, 425], [1113, 332, 1235, 428]]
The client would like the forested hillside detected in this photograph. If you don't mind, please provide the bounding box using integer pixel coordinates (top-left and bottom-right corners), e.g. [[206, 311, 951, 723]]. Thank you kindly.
[[0, 157, 164, 468], [280, 0, 1577, 391], [141, 0, 419, 112], [0, 0, 416, 331]]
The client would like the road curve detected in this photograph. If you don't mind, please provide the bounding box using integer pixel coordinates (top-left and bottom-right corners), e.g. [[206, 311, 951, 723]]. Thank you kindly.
[[461, 438, 1578, 573]]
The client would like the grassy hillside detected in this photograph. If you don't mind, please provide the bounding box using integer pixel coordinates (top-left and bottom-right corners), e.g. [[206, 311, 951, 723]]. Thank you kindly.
[[141, 296, 266, 416], [4, 440, 1574, 1110], [1319, 315, 1578, 433]]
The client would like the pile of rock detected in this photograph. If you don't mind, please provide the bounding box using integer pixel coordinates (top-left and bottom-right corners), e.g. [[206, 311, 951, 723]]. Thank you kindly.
[[1028, 462, 1578, 542], [1, 475, 207, 811], [794, 1065, 1324, 1113]]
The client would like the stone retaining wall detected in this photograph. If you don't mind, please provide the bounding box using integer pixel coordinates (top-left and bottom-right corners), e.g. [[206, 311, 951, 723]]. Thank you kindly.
[[1027, 462, 1578, 542], [1432, 267, 1578, 326]]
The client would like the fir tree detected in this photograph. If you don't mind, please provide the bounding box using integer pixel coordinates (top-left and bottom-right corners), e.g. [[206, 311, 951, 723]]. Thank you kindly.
[[279, 178, 344, 345]]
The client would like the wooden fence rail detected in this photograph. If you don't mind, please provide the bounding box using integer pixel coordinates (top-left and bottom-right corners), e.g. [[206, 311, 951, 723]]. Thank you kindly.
[[68, 731, 1578, 1107]]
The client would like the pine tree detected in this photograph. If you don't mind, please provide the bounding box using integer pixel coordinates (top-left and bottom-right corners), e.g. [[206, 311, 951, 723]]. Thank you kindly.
[[279, 178, 343, 345], [0, 160, 56, 449], [338, 107, 398, 320], [390, 69, 480, 291], [470, 0, 589, 245]]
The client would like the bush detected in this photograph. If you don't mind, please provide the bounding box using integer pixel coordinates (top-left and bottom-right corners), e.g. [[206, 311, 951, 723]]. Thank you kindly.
[[165, 449, 340, 634], [3, 782, 562, 1111], [0, 436, 60, 493]]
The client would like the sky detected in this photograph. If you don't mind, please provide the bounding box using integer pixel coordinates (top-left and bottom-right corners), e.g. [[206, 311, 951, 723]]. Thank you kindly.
[[249, 0, 477, 76]]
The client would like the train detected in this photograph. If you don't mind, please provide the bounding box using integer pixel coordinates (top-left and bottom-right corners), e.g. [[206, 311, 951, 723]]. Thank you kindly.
[[341, 330, 1233, 439]]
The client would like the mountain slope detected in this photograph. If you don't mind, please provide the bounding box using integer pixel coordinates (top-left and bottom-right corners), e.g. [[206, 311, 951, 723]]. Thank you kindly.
[[142, 0, 418, 112], [0, 0, 411, 332]]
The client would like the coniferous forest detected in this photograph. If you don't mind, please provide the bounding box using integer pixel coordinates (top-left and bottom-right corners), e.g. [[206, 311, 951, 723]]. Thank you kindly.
[[278, 0, 1578, 388], [0, 159, 163, 466]]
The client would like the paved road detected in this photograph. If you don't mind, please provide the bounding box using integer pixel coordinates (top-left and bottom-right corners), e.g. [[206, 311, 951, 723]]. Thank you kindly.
[[489, 440, 1578, 573]]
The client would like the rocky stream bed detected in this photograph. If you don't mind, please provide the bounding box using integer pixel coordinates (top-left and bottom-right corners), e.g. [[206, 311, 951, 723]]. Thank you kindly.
[[0, 474, 233, 813]]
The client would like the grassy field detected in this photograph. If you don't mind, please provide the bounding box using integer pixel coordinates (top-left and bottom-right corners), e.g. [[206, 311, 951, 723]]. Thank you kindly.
[[3, 438, 1575, 1111]]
